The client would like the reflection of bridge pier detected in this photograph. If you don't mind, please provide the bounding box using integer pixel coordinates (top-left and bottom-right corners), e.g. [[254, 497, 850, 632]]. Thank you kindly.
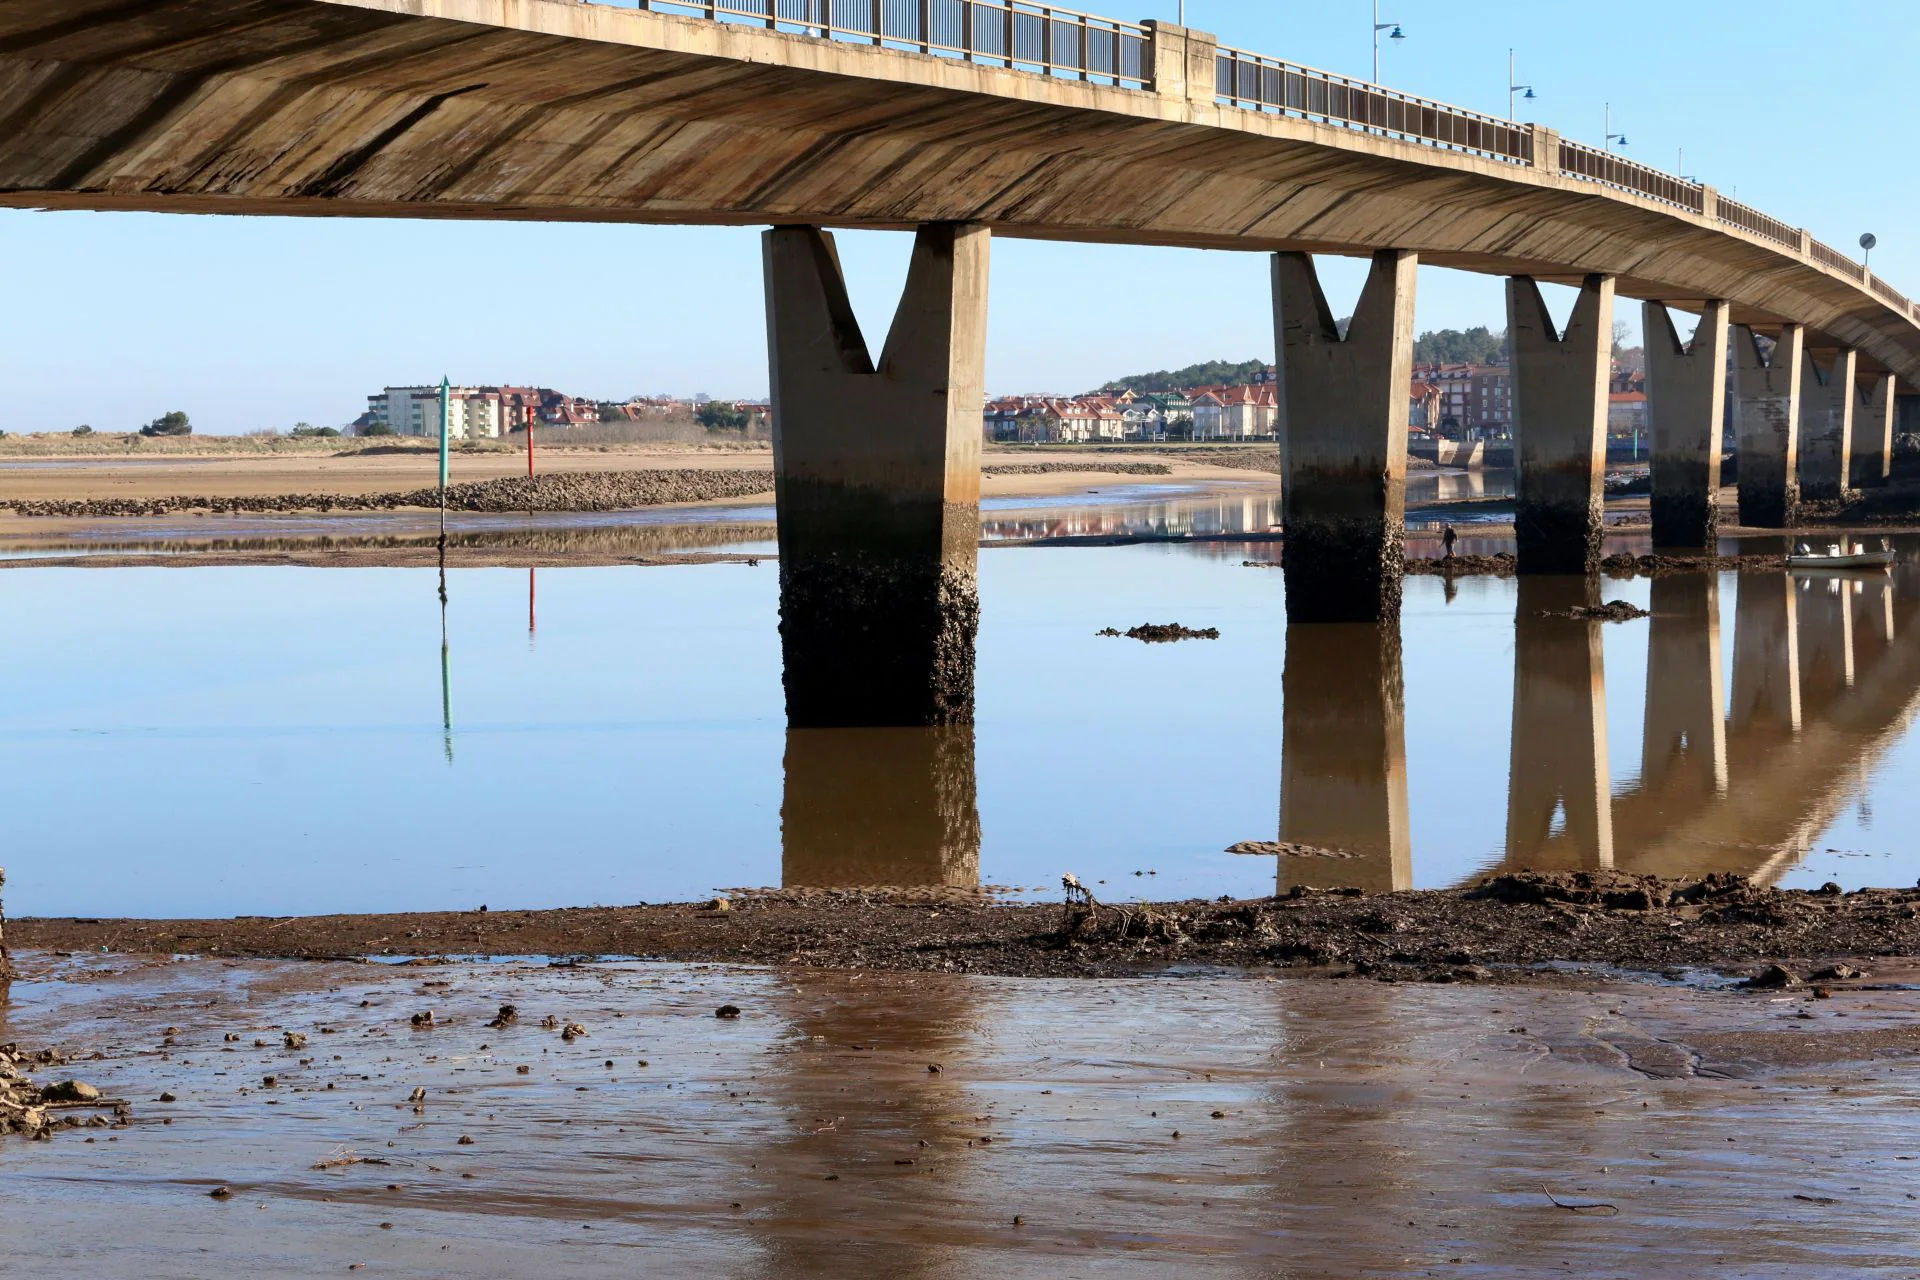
[[782, 727, 980, 890], [1504, 578, 1613, 870], [1731, 572, 1801, 734], [1797, 575, 1857, 716], [1277, 620, 1411, 892], [765, 223, 986, 728], [1611, 561, 1920, 881], [1642, 573, 1727, 797]]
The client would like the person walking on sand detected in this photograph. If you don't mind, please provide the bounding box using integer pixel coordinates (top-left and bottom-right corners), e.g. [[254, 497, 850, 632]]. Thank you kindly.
[[1442, 524, 1458, 563]]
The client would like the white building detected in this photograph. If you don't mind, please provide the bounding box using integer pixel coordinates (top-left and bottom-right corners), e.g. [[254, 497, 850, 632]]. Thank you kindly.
[[364, 386, 503, 440]]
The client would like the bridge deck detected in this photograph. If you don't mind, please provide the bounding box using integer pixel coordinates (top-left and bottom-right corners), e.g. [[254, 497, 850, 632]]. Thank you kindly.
[[0, 0, 1915, 380]]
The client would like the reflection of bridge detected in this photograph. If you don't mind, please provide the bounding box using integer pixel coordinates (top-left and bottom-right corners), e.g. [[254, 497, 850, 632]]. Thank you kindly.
[[1278, 560, 1920, 892], [10, 0, 1920, 718]]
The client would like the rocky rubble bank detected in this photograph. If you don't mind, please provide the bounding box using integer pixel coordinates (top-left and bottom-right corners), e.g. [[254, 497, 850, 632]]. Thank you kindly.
[[0, 1045, 126, 1140], [1, 463, 1173, 519], [15, 872, 1920, 984]]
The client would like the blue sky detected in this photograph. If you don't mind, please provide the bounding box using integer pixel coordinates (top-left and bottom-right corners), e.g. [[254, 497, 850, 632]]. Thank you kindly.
[[0, 0, 1908, 433]]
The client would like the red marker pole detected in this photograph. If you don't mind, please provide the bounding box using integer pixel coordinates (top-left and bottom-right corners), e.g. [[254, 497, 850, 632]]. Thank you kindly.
[[527, 411, 536, 478]]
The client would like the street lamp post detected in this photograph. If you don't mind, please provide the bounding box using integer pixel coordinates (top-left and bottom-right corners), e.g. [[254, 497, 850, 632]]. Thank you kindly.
[[1604, 102, 1629, 152], [1507, 48, 1536, 120], [1372, 0, 1404, 82]]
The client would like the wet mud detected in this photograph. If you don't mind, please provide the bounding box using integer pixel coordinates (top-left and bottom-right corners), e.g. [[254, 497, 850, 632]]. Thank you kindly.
[[15, 873, 1920, 986], [3, 950, 1920, 1276]]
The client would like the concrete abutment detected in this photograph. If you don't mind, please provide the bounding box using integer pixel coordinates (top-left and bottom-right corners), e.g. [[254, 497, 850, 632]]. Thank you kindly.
[[765, 223, 988, 728], [1645, 300, 1729, 550], [1508, 274, 1613, 573], [1273, 250, 1416, 623]]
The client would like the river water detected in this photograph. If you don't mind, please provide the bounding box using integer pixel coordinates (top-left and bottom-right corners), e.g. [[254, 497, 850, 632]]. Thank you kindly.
[[1, 483, 1915, 919]]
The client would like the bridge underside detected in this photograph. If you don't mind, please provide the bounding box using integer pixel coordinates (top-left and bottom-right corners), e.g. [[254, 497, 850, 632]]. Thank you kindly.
[[1, 0, 1916, 381]]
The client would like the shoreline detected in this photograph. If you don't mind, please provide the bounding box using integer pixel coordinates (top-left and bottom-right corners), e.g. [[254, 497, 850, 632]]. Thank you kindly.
[[12, 873, 1918, 988]]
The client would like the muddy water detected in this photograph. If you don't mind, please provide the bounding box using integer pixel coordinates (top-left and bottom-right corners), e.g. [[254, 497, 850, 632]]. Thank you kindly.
[[5, 516, 1920, 916], [1, 951, 1915, 1277]]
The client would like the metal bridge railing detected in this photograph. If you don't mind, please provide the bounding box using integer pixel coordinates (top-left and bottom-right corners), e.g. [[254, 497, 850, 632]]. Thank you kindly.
[[1557, 139, 1704, 213], [1870, 274, 1913, 314], [1213, 45, 1531, 164], [585, 0, 1907, 316], [1810, 238, 1867, 283], [1715, 195, 1798, 250], [616, 0, 1150, 85]]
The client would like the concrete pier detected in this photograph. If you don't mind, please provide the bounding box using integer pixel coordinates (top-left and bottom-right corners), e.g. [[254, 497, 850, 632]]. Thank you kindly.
[[1641, 574, 1727, 797], [1645, 301, 1730, 549], [1798, 348, 1857, 501], [1507, 274, 1614, 573], [1730, 572, 1802, 735], [1277, 621, 1411, 894], [1853, 373, 1898, 489], [781, 727, 980, 889], [1733, 324, 1805, 528], [1274, 250, 1417, 623], [765, 223, 988, 727], [1505, 578, 1614, 870]]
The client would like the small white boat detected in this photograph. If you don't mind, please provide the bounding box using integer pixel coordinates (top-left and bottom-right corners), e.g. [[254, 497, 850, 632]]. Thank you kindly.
[[1786, 539, 1895, 571]]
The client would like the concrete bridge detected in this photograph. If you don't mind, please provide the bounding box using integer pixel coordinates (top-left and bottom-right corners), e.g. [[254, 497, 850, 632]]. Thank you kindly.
[[7, 0, 1917, 718]]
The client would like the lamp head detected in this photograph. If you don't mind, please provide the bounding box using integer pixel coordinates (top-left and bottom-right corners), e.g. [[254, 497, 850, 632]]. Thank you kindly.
[[1389, 25, 1405, 40], [1524, 87, 1536, 101]]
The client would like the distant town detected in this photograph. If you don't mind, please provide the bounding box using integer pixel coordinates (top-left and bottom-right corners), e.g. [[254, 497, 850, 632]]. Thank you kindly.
[[355, 385, 770, 439], [349, 328, 1660, 452]]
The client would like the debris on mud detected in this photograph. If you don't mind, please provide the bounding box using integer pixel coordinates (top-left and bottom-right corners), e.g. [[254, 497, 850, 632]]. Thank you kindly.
[[1597, 552, 1788, 577], [18, 870, 1920, 986], [1404, 553, 1517, 576], [1534, 599, 1650, 622], [1096, 623, 1221, 642], [1226, 841, 1357, 859]]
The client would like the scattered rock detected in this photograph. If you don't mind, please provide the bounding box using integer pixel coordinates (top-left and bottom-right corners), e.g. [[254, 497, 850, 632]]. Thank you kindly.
[[561, 1022, 588, 1042], [41, 1080, 100, 1104], [1744, 964, 1803, 990], [485, 1005, 518, 1029], [208, 1186, 232, 1199], [1535, 600, 1650, 622], [1809, 963, 1866, 981], [409, 1011, 434, 1028], [1097, 623, 1221, 643], [283, 1032, 307, 1050], [715, 1005, 741, 1020]]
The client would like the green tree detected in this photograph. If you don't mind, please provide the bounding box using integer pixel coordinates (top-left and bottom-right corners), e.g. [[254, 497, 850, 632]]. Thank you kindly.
[[360, 423, 396, 437], [696, 401, 749, 431], [140, 410, 192, 437], [289, 424, 340, 438], [1101, 358, 1271, 394], [71, 424, 93, 436], [1413, 326, 1507, 365]]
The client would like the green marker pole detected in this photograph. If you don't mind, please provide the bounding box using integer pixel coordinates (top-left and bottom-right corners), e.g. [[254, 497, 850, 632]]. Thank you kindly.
[[438, 375, 452, 491]]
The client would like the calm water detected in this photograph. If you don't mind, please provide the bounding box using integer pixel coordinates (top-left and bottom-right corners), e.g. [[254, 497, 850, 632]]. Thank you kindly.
[[3, 519, 1917, 918]]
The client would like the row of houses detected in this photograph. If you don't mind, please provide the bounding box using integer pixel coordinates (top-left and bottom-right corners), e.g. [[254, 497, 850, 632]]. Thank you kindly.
[[1410, 362, 1648, 441], [984, 381, 1284, 444], [357, 386, 771, 438], [359, 385, 606, 439]]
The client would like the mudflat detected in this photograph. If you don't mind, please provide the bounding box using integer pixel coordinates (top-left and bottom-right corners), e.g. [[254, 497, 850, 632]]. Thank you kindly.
[[1, 948, 1915, 1277], [13, 873, 1918, 986], [0, 443, 1266, 508]]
